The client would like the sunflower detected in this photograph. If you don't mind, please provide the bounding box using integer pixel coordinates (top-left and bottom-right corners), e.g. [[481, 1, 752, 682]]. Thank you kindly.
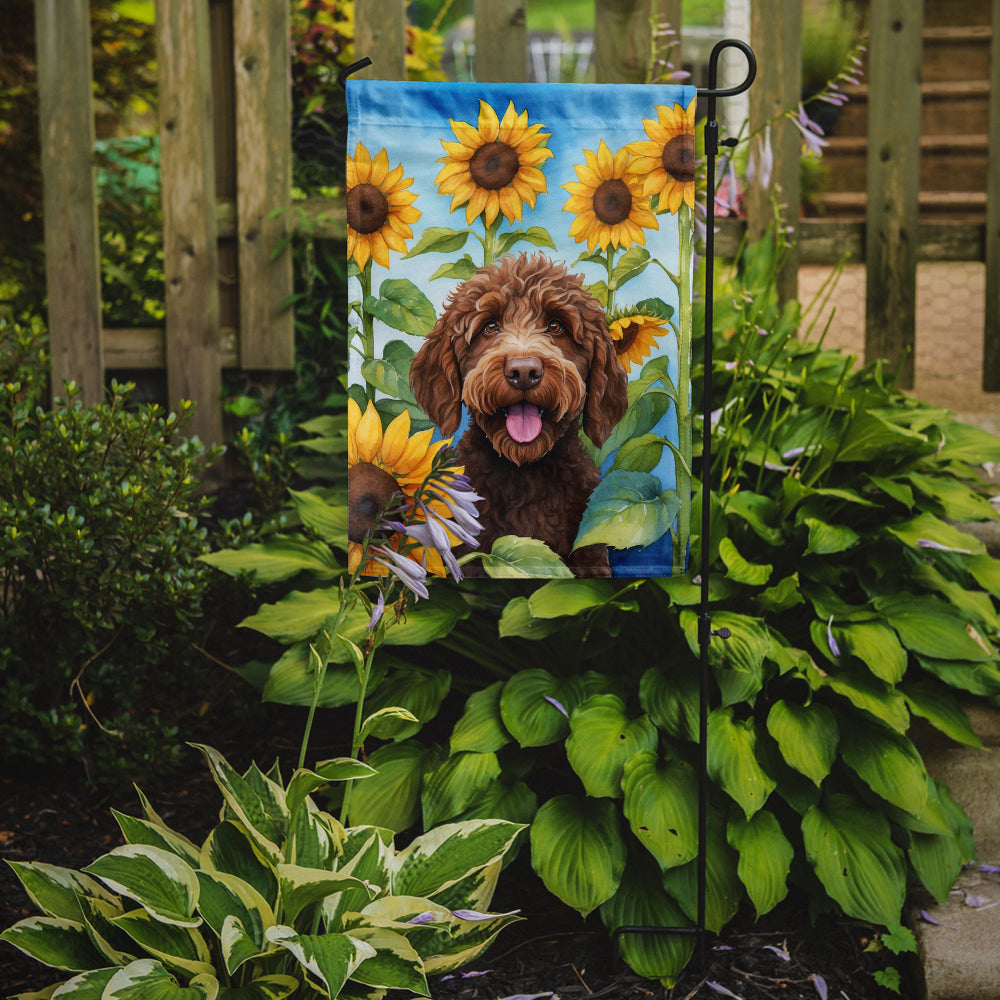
[[435, 100, 553, 227], [346, 143, 421, 269], [562, 140, 658, 253], [629, 97, 697, 214], [348, 399, 464, 579], [608, 312, 669, 373]]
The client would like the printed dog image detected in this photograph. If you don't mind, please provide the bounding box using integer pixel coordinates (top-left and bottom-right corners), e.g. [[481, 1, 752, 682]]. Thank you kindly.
[[409, 252, 628, 575]]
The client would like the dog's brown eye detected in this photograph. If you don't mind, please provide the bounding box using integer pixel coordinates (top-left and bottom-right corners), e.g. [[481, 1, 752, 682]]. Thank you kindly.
[[482, 319, 500, 336], [546, 319, 564, 336]]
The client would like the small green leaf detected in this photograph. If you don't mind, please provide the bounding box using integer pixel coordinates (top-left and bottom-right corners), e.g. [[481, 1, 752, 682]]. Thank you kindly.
[[265, 926, 374, 998], [364, 278, 435, 335], [574, 471, 681, 550], [499, 670, 584, 747], [481, 535, 574, 578], [838, 718, 929, 817], [347, 740, 441, 832], [727, 811, 793, 917], [200, 536, 340, 584], [707, 708, 776, 819], [421, 751, 502, 828], [765, 701, 838, 786], [404, 226, 471, 257], [450, 682, 511, 754], [360, 340, 418, 404], [718, 537, 772, 586]]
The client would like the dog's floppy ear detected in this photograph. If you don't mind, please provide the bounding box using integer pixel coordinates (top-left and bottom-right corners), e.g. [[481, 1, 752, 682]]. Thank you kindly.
[[409, 311, 465, 436], [582, 313, 629, 448]]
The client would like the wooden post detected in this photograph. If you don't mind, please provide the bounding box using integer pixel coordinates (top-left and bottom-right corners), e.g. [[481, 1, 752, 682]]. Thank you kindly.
[[157, 0, 223, 444], [983, 0, 1000, 390], [34, 0, 104, 405], [746, 0, 801, 305], [594, 0, 665, 84], [233, 0, 294, 369], [474, 0, 527, 83], [354, 0, 407, 80], [864, 0, 923, 389]]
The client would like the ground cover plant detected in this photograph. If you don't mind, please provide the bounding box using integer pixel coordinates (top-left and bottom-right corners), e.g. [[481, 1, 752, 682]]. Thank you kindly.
[[199, 228, 1000, 987]]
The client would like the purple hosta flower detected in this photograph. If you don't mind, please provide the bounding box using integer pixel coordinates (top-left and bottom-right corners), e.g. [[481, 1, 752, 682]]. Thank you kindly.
[[812, 974, 828, 1000], [441, 970, 493, 981], [791, 104, 828, 157], [407, 911, 438, 925], [370, 544, 430, 600], [917, 538, 973, 555], [746, 124, 774, 191], [452, 908, 521, 921], [827, 615, 842, 658], [544, 695, 569, 718], [763, 944, 791, 962], [706, 983, 742, 999], [367, 590, 385, 631], [424, 470, 484, 545], [715, 156, 742, 216], [979, 864, 1000, 874], [497, 994, 558, 1000]]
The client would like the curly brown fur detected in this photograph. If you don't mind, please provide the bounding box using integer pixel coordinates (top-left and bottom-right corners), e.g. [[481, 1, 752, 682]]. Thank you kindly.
[[409, 253, 628, 576]]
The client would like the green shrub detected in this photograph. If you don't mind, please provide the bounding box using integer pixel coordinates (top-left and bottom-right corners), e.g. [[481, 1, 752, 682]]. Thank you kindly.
[[207, 231, 1000, 985], [0, 317, 220, 783]]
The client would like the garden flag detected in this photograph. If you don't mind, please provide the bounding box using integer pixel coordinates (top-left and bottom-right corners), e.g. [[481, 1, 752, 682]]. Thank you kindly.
[[347, 80, 696, 579]]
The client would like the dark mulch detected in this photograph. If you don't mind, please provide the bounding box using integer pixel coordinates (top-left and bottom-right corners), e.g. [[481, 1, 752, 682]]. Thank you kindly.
[[1, 747, 915, 1000]]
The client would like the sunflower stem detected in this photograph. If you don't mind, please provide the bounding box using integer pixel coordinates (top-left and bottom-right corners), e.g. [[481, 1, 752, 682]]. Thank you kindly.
[[673, 202, 693, 575], [605, 247, 617, 314], [359, 261, 376, 403]]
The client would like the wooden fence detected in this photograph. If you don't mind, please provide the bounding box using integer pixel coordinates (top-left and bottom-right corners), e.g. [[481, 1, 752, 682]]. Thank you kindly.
[[33, 0, 1000, 445]]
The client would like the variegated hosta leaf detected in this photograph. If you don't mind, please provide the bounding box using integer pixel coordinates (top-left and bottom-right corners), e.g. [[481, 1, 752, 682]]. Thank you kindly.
[[288, 802, 343, 870], [265, 926, 376, 998], [112, 810, 202, 868], [344, 926, 429, 995], [420, 906, 523, 975], [285, 760, 375, 824], [191, 745, 288, 863], [214, 974, 300, 1000], [600, 853, 694, 987], [110, 908, 214, 979], [0, 916, 107, 972], [4, 861, 118, 922], [322, 829, 393, 931], [102, 958, 218, 999], [83, 846, 200, 928], [529, 795, 626, 917], [706, 707, 776, 819], [566, 695, 658, 798], [765, 700, 838, 786], [727, 810, 793, 918], [195, 870, 274, 974], [45, 966, 118, 997], [200, 822, 278, 911], [621, 751, 699, 871], [802, 793, 906, 926], [276, 865, 376, 925], [77, 894, 135, 966], [391, 820, 524, 901]]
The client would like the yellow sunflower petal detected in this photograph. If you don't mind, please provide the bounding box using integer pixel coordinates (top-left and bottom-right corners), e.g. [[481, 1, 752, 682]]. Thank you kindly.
[[477, 100, 500, 142], [354, 400, 384, 464], [369, 148, 390, 187]]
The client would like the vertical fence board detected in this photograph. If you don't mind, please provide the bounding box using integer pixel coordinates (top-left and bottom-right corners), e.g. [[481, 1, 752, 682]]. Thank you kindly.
[[594, 0, 660, 84], [865, 0, 923, 389], [354, 0, 406, 80], [34, 0, 103, 405], [157, 0, 222, 444], [474, 0, 526, 82], [746, 0, 801, 304], [233, 0, 294, 369], [983, 0, 1000, 390]]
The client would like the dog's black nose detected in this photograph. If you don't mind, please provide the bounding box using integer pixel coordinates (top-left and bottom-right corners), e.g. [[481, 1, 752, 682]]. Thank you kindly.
[[505, 356, 544, 390]]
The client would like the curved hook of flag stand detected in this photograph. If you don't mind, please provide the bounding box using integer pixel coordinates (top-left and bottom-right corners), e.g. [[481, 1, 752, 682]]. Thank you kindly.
[[340, 39, 758, 975], [612, 38, 756, 973]]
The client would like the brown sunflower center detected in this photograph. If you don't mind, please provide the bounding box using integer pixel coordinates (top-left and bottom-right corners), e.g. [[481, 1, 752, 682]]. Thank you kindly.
[[348, 461, 400, 543], [661, 134, 696, 183], [593, 178, 632, 225], [614, 320, 642, 355], [347, 183, 390, 235], [469, 141, 520, 191]]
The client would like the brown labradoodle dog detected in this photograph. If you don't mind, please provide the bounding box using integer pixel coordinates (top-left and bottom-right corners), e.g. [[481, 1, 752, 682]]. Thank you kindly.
[[409, 252, 628, 576]]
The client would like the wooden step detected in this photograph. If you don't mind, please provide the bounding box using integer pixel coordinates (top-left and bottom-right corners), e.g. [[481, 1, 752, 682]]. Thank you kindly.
[[832, 80, 992, 137], [812, 190, 987, 222], [922, 25, 993, 83]]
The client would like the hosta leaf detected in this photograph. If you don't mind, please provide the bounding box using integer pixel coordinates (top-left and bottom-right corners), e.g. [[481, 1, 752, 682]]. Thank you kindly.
[[527, 579, 618, 619], [916, 655, 1000, 697], [497, 596, 565, 639], [724, 491, 784, 546], [453, 779, 538, 827], [195, 871, 273, 974], [347, 740, 442, 832], [574, 471, 681, 550], [834, 410, 927, 463], [566, 696, 658, 798], [200, 536, 340, 584], [906, 782, 970, 903], [287, 489, 348, 544], [46, 966, 118, 998], [450, 682, 511, 754], [364, 278, 435, 335], [809, 661, 910, 732], [499, 670, 585, 747], [265, 926, 375, 998], [424, 906, 522, 974], [260, 644, 385, 709], [802, 517, 859, 556], [707, 708, 776, 819], [599, 853, 694, 987], [621, 751, 699, 870], [346, 926, 428, 994], [199, 822, 278, 910], [906, 472, 999, 521], [285, 759, 376, 822], [277, 865, 374, 925], [103, 959, 218, 1000], [112, 812, 201, 868], [83, 846, 200, 928], [362, 667, 451, 740], [215, 975, 299, 999], [727, 811, 793, 918], [765, 700, 838, 786], [660, 811, 741, 933], [680, 610, 770, 706], [5, 862, 118, 923], [392, 820, 524, 900], [639, 664, 699, 742], [900, 680, 982, 748], [832, 621, 907, 683], [421, 751, 502, 828], [802, 793, 906, 926], [481, 535, 574, 579], [886, 511, 985, 556], [966, 553, 1000, 597], [530, 795, 626, 917], [111, 909, 214, 978], [874, 594, 995, 662], [0, 916, 107, 971], [756, 573, 805, 614], [838, 718, 928, 816], [718, 537, 772, 586]]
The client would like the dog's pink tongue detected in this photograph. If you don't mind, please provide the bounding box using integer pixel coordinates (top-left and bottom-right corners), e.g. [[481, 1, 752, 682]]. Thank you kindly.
[[506, 402, 542, 443]]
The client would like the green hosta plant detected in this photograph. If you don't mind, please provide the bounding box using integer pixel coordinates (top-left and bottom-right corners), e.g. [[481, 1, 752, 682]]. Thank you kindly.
[[1, 744, 523, 999]]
